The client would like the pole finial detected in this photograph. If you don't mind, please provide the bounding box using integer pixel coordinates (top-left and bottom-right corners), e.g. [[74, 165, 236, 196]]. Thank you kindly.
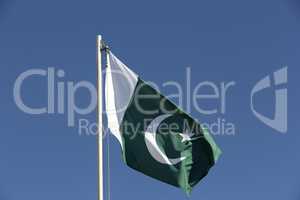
[[97, 35, 109, 52], [97, 35, 102, 49]]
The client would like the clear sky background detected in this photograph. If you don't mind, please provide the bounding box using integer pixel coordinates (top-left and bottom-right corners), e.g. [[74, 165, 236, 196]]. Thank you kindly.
[[0, 0, 299, 199]]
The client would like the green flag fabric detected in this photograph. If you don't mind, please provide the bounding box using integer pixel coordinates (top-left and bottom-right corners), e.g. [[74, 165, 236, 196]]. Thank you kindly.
[[105, 51, 222, 194]]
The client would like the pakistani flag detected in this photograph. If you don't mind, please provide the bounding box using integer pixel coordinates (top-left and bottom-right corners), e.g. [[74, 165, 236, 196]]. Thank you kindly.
[[105, 51, 222, 194]]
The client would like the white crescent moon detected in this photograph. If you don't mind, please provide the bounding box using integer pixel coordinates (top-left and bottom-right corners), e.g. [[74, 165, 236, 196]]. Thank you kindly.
[[144, 114, 186, 165]]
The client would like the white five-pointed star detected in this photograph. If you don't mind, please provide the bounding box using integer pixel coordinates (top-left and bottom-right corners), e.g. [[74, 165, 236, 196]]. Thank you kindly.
[[179, 131, 201, 142]]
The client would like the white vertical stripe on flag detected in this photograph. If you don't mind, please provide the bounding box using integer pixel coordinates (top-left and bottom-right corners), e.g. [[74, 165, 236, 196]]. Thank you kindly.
[[105, 52, 138, 150]]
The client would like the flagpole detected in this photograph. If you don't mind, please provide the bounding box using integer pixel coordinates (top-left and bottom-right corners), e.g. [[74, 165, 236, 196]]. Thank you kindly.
[[97, 35, 104, 200]]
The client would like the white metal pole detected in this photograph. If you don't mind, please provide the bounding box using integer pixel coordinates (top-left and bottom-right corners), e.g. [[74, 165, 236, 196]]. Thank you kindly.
[[97, 35, 104, 200]]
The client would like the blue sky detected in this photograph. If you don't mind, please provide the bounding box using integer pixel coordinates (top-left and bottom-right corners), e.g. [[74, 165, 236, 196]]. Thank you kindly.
[[0, 0, 299, 199]]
